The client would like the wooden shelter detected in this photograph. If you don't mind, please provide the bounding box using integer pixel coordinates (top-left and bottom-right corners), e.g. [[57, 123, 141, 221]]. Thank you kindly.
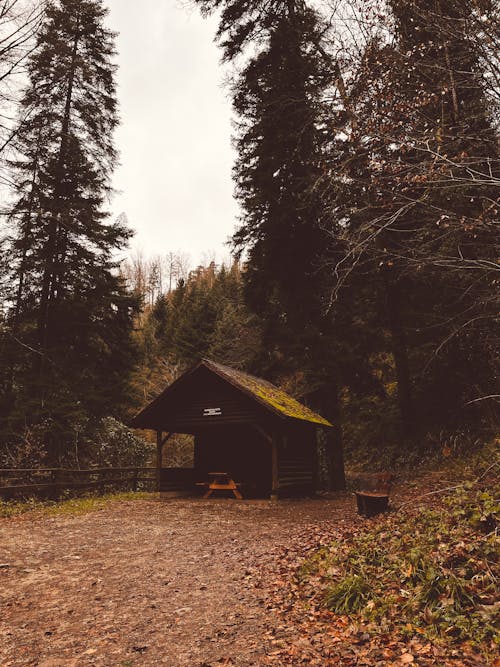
[[130, 359, 332, 498]]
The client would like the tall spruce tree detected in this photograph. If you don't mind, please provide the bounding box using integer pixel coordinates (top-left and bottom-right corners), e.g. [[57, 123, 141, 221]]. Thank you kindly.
[[1, 0, 138, 462]]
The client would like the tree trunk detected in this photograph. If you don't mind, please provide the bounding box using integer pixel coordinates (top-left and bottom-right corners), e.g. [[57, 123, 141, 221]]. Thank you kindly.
[[314, 382, 346, 491], [384, 275, 415, 435], [14, 148, 40, 330], [36, 18, 80, 396], [325, 382, 346, 490]]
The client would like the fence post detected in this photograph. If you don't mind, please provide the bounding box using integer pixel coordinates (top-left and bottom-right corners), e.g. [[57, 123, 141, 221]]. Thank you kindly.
[[51, 469, 62, 500], [98, 469, 105, 495], [132, 468, 138, 492]]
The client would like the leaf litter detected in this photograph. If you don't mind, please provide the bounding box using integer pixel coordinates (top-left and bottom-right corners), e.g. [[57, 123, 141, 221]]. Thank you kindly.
[[0, 474, 497, 666]]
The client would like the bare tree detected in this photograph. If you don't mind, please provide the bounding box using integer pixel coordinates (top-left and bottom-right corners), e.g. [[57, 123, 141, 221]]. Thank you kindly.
[[121, 249, 192, 304], [165, 250, 190, 292], [317, 0, 499, 423], [321, 0, 499, 287], [0, 0, 45, 166]]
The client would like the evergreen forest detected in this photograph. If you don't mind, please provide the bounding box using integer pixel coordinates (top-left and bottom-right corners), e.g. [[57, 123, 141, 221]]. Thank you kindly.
[[0, 0, 498, 481], [0, 2, 498, 665]]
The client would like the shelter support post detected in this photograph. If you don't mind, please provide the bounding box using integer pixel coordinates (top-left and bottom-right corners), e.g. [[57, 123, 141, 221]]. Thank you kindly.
[[156, 431, 173, 493], [271, 435, 279, 500], [156, 431, 162, 493]]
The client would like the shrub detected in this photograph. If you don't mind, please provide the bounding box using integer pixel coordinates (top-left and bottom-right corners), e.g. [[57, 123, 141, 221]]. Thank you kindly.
[[325, 575, 371, 614]]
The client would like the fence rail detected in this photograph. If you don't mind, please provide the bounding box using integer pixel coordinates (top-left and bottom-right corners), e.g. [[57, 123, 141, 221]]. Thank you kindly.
[[0, 467, 156, 499]]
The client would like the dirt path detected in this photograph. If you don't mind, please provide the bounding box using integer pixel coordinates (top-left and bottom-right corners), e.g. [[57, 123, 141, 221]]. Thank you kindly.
[[0, 497, 355, 667]]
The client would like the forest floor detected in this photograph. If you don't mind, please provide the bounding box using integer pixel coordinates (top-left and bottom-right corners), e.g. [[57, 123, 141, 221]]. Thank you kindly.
[[0, 477, 496, 667]]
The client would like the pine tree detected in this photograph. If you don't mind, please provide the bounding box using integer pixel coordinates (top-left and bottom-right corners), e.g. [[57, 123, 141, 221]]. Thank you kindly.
[[194, 1, 329, 337], [1, 0, 139, 462], [208, 263, 262, 368], [171, 284, 211, 365]]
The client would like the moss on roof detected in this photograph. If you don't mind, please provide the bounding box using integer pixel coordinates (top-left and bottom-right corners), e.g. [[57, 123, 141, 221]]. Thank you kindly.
[[203, 359, 332, 427]]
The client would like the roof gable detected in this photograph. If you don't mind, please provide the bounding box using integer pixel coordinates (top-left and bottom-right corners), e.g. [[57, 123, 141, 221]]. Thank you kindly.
[[130, 359, 332, 429]]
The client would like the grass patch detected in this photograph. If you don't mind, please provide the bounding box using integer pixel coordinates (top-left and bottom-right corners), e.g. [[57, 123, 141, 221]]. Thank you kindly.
[[299, 478, 499, 657], [324, 574, 372, 614], [0, 491, 156, 518]]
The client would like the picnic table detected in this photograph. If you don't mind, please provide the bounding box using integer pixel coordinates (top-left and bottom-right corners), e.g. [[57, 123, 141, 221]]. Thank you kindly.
[[197, 472, 243, 499]]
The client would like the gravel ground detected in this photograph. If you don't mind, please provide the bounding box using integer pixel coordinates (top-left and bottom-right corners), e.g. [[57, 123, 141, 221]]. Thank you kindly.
[[0, 496, 355, 667]]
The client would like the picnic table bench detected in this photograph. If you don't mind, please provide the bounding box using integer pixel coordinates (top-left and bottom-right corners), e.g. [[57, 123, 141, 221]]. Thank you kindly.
[[196, 472, 243, 499]]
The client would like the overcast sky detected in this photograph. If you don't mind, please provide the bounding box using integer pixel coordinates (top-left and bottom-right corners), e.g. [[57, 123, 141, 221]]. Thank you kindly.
[[106, 1, 238, 265]]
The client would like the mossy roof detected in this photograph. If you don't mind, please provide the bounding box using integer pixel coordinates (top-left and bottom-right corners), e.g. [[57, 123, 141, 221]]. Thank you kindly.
[[201, 359, 332, 427]]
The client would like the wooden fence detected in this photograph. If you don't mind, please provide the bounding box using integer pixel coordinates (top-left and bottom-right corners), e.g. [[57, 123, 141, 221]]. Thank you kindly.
[[0, 467, 157, 500]]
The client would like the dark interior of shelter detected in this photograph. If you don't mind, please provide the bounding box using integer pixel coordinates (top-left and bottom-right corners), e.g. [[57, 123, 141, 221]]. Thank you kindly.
[[194, 426, 272, 497]]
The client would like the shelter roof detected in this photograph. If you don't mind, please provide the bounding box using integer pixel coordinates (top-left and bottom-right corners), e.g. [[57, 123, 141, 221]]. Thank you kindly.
[[203, 360, 332, 426], [130, 359, 332, 429]]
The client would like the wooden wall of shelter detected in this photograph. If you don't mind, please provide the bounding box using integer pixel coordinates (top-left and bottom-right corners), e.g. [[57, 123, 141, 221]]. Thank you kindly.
[[130, 359, 332, 498]]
